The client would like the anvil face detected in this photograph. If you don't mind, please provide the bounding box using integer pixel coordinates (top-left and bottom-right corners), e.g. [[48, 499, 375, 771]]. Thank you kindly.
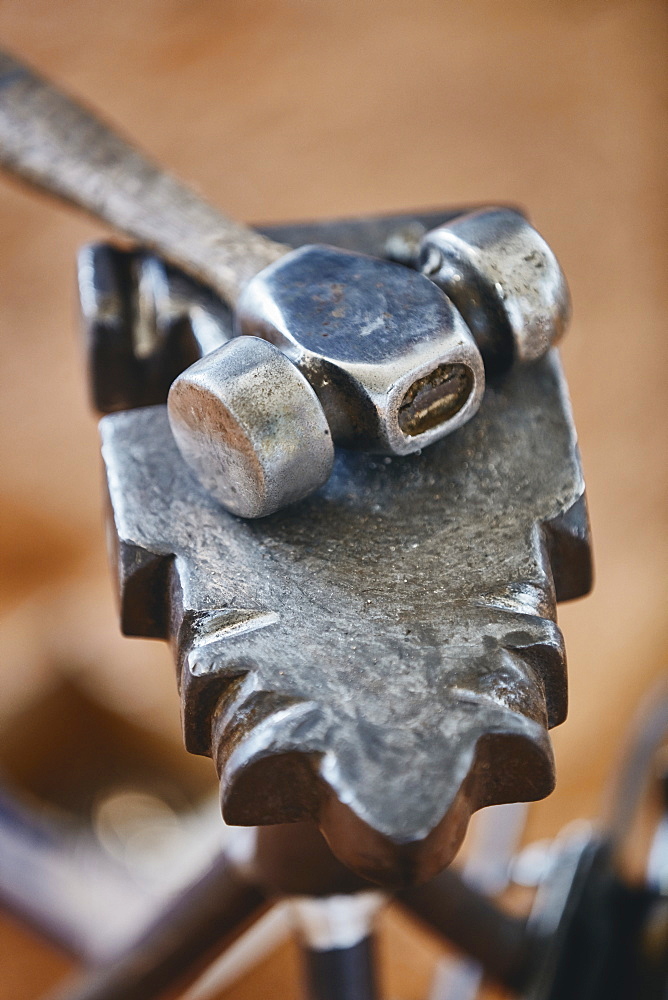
[[98, 213, 591, 888]]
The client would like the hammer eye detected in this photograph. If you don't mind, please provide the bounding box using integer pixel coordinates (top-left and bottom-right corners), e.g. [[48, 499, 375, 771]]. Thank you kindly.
[[398, 363, 474, 437]]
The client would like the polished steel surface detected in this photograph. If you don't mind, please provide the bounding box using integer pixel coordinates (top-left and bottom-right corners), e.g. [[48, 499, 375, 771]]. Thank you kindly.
[[168, 337, 334, 518], [237, 244, 484, 455], [420, 208, 570, 369]]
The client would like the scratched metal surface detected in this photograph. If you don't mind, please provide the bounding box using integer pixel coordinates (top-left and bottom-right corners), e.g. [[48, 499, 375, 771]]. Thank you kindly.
[[99, 214, 591, 886]]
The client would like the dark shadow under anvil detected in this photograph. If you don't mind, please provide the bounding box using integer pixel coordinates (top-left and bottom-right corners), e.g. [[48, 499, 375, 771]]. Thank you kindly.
[[97, 210, 592, 888]]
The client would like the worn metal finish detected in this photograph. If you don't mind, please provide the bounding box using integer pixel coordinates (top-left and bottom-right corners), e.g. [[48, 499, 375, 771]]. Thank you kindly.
[[98, 209, 592, 889], [168, 337, 334, 518], [420, 208, 570, 369], [237, 244, 484, 454]]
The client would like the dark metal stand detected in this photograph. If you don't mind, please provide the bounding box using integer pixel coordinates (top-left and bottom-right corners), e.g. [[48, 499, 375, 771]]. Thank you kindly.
[[42, 820, 524, 1000], [301, 938, 379, 1000], [47, 856, 267, 1000]]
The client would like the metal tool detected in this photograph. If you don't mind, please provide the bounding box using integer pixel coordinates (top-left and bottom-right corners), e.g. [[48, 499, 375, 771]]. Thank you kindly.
[[168, 337, 336, 518], [232, 243, 483, 454], [7, 43, 665, 1000], [167, 244, 483, 515], [0, 50, 487, 512], [0, 50, 570, 519], [88, 209, 592, 888], [0, 43, 589, 883]]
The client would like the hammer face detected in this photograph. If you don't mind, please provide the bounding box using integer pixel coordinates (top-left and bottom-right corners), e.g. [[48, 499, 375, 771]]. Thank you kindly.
[[167, 337, 335, 519], [236, 244, 485, 455]]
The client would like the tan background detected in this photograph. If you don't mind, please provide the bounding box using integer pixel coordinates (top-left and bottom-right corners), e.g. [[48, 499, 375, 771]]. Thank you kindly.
[[0, 1, 666, 997]]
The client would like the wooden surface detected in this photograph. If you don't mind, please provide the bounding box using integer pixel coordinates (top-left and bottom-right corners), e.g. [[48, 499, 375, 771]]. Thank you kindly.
[[0, 1, 666, 997]]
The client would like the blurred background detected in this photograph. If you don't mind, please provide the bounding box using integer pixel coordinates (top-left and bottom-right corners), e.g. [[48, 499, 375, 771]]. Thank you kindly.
[[0, 1, 665, 997]]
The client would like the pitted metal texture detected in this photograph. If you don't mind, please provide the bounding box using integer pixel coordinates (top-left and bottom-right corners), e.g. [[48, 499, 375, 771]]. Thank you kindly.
[[98, 208, 592, 888]]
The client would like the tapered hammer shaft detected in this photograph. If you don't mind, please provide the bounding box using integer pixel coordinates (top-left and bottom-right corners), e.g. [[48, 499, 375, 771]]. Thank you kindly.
[[0, 50, 288, 305]]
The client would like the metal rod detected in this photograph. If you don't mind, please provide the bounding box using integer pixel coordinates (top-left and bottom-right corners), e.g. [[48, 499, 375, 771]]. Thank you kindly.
[[301, 937, 379, 1000], [397, 867, 530, 992], [44, 855, 268, 1000]]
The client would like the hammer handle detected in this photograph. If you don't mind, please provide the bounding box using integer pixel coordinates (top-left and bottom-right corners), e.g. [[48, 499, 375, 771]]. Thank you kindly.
[[0, 51, 289, 305]]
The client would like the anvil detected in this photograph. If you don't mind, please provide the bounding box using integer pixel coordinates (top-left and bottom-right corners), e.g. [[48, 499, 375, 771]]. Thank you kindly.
[[95, 210, 592, 888]]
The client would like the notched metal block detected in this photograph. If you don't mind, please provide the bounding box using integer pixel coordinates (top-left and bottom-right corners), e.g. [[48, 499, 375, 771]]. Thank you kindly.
[[79, 243, 230, 414], [97, 212, 591, 888], [236, 243, 484, 455], [101, 346, 591, 887]]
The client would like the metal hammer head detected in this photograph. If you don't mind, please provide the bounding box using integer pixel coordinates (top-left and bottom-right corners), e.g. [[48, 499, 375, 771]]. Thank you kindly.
[[236, 244, 485, 455], [168, 244, 485, 517]]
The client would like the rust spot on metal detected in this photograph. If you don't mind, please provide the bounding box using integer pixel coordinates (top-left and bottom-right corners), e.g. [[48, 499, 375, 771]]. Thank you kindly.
[[399, 363, 473, 436]]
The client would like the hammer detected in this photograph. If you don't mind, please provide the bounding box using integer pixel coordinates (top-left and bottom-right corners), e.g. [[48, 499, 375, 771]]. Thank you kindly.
[[0, 50, 568, 517]]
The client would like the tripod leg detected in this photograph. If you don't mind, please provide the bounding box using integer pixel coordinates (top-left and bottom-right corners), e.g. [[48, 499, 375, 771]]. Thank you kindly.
[[397, 868, 528, 993], [289, 892, 385, 1000], [43, 853, 268, 1000], [301, 936, 378, 1000]]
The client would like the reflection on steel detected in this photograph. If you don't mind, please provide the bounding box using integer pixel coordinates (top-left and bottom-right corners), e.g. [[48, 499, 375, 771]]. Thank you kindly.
[[79, 210, 491, 418], [169, 239, 484, 517], [168, 337, 335, 518]]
